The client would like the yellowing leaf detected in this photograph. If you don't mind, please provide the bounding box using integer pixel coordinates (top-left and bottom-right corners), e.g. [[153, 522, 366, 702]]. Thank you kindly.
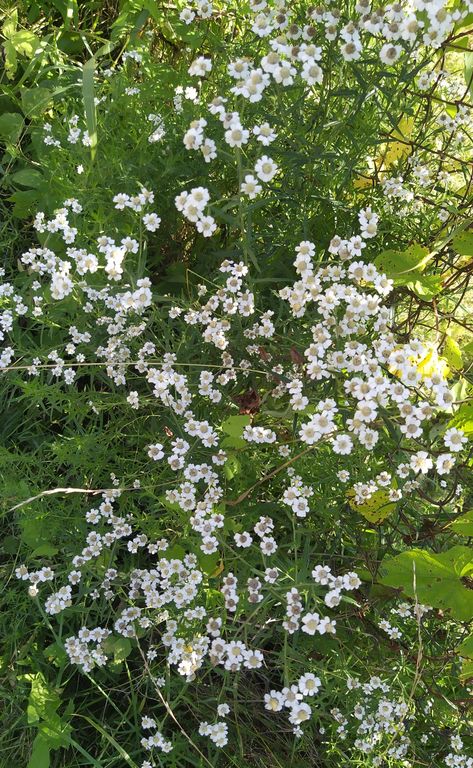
[[347, 488, 396, 524], [353, 175, 375, 189], [443, 335, 463, 371], [417, 349, 449, 380]]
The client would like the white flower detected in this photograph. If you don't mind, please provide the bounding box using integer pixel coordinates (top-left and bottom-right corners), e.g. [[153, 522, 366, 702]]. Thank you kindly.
[[143, 213, 161, 232], [301, 612, 320, 635], [196, 215, 217, 238], [379, 43, 402, 65], [410, 450, 433, 475], [254, 155, 278, 182], [331, 434, 353, 455], [443, 428, 467, 452], [264, 690, 285, 711], [188, 56, 212, 77], [298, 673, 321, 696], [241, 174, 262, 199], [301, 61, 323, 85], [289, 702, 312, 725], [148, 443, 164, 460]]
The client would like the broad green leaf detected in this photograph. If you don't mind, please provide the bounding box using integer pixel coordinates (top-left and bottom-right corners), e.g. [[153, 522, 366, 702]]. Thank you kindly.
[[374, 243, 429, 280], [452, 230, 473, 257], [21, 87, 52, 117], [82, 57, 97, 160], [220, 435, 248, 449], [458, 634, 473, 659], [2, 9, 18, 37], [9, 30, 40, 57], [221, 414, 251, 438], [448, 404, 473, 436], [450, 511, 473, 537], [7, 189, 39, 218], [197, 551, 221, 576], [12, 168, 44, 188], [3, 40, 18, 77], [379, 546, 473, 621], [30, 544, 59, 557], [102, 636, 132, 663], [0, 112, 23, 143], [405, 273, 442, 300], [26, 673, 71, 748], [27, 734, 50, 768]]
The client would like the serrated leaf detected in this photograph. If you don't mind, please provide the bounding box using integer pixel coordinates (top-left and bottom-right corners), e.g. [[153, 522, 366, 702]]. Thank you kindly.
[[26, 673, 71, 748]]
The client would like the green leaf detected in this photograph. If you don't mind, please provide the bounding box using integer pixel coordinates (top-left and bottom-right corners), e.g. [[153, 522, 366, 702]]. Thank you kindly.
[[443, 335, 463, 370], [457, 634, 473, 659], [197, 551, 220, 576], [448, 404, 473, 436], [7, 189, 39, 218], [21, 87, 52, 117], [30, 544, 59, 558], [221, 414, 251, 438], [459, 658, 473, 682], [379, 546, 473, 621], [82, 57, 97, 160], [0, 112, 23, 143], [3, 40, 18, 77], [102, 636, 132, 663], [2, 9, 18, 37], [405, 273, 442, 300], [12, 168, 44, 188], [464, 51, 473, 102], [26, 673, 71, 748], [9, 30, 40, 58], [27, 734, 50, 768], [220, 436, 248, 449], [450, 511, 473, 537], [374, 243, 429, 280], [452, 230, 473, 257]]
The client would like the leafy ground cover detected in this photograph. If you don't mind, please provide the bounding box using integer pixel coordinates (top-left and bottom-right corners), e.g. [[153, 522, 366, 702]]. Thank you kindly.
[[0, 1, 473, 767]]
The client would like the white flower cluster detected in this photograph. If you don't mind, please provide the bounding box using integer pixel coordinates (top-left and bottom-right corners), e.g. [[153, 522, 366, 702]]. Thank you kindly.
[[264, 672, 322, 735], [175, 185, 217, 237], [180, 0, 213, 25]]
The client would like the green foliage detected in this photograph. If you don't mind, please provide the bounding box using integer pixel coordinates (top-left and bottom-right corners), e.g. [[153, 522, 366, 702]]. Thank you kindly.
[[0, 1, 472, 767], [380, 546, 473, 621]]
